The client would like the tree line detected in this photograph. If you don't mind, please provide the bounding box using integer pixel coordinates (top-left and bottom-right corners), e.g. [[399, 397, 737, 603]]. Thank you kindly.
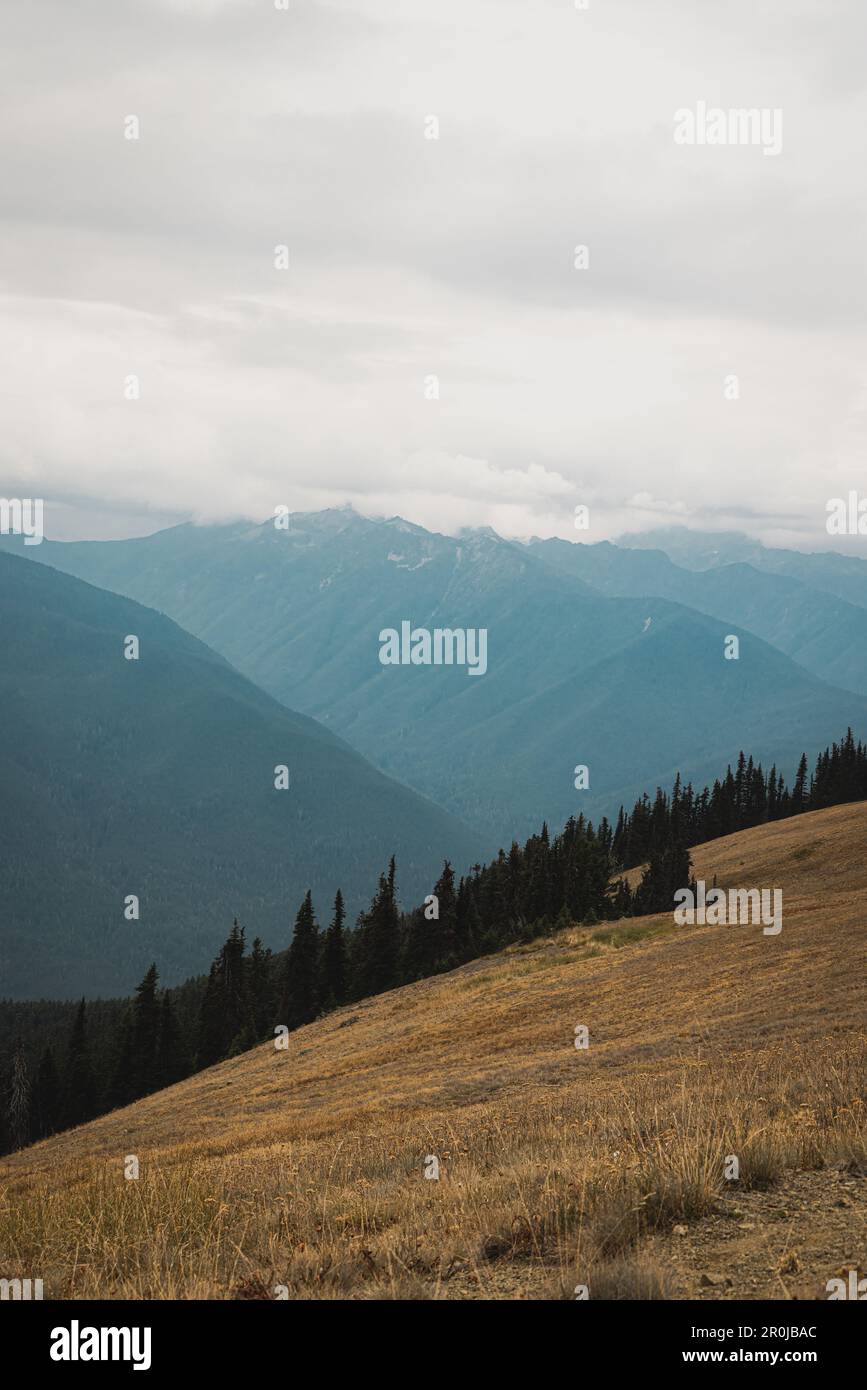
[[612, 727, 867, 868], [2, 726, 864, 1154]]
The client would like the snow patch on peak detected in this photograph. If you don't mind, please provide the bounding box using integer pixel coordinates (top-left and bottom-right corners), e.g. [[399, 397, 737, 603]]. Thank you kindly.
[[387, 551, 432, 572]]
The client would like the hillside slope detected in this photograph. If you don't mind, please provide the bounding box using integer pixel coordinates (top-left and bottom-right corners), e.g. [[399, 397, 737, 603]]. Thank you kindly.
[[6, 513, 867, 842], [0, 553, 483, 998], [531, 536, 867, 696], [2, 804, 864, 1299]]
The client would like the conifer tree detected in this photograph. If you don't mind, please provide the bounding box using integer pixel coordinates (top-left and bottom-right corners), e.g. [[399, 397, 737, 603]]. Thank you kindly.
[[155, 993, 188, 1088], [222, 920, 250, 1049], [105, 1008, 135, 1111], [608, 876, 633, 918], [62, 999, 95, 1128], [354, 864, 401, 997], [31, 1044, 61, 1139], [456, 878, 483, 959], [792, 753, 809, 813], [320, 890, 348, 1009], [431, 861, 459, 969], [195, 923, 252, 1065], [633, 838, 693, 915], [131, 963, 160, 1099], [248, 936, 274, 1039], [197, 959, 227, 1069], [402, 903, 435, 982], [282, 891, 320, 1029]]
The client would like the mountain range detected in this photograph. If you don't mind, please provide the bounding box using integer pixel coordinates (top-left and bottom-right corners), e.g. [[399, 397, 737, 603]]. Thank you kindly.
[[618, 525, 867, 610], [4, 512, 867, 849]]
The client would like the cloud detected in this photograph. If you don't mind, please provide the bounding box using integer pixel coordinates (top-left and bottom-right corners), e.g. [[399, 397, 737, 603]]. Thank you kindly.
[[627, 494, 689, 517], [2, 0, 867, 546]]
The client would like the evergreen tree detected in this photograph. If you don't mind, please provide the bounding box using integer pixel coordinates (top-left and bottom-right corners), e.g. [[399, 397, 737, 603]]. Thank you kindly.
[[402, 864, 459, 980], [402, 903, 436, 982], [196, 922, 251, 1065], [155, 993, 188, 1089], [282, 891, 320, 1030], [197, 960, 227, 1069], [354, 864, 401, 997], [62, 999, 95, 1129], [456, 877, 483, 962], [131, 963, 160, 1099], [31, 1044, 61, 1139], [608, 876, 633, 918], [222, 920, 250, 1051], [792, 753, 809, 813], [431, 861, 460, 969], [105, 1008, 135, 1111], [320, 890, 348, 1009], [248, 936, 274, 1039], [633, 838, 693, 915]]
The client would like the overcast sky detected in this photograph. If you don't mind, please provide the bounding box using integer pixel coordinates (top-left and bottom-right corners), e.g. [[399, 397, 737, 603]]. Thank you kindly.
[[1, 0, 866, 546]]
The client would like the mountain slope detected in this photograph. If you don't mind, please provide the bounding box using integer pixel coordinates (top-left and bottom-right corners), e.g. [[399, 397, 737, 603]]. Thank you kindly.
[[530, 536, 867, 696], [7, 511, 867, 842], [0, 553, 483, 998], [2, 803, 864, 1299]]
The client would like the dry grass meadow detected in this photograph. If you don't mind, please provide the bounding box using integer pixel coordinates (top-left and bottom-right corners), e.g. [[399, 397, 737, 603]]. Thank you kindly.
[[2, 803, 865, 1299]]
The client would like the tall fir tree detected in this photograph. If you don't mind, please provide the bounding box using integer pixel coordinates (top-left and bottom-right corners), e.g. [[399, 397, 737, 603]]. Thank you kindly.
[[792, 753, 809, 813], [222, 920, 250, 1052], [155, 993, 188, 1089], [62, 999, 95, 1129], [197, 959, 227, 1069], [131, 963, 160, 1100], [320, 890, 348, 1009], [282, 891, 320, 1030], [105, 1008, 135, 1111], [31, 1043, 61, 1140], [248, 936, 274, 1040], [431, 860, 460, 968], [355, 864, 401, 998]]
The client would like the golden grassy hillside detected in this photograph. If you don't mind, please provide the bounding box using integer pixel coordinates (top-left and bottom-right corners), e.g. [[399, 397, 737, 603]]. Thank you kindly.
[[2, 803, 865, 1299]]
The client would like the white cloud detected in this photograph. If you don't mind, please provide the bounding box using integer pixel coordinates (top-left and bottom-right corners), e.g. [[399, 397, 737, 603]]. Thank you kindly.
[[2, 0, 866, 546]]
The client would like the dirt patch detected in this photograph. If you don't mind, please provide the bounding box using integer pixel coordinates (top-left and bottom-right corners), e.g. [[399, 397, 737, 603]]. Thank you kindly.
[[657, 1165, 866, 1300]]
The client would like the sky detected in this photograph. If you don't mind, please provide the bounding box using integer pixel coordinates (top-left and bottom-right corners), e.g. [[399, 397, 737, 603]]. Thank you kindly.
[[1, 0, 866, 547]]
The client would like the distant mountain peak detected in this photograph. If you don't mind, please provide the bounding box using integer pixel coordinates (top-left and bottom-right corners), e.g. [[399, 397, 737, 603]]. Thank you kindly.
[[457, 524, 503, 543], [287, 505, 362, 530], [382, 515, 432, 536], [614, 525, 761, 570]]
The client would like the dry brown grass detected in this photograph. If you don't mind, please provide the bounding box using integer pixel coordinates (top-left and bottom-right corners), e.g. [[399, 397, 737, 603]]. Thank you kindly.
[[1, 803, 866, 1299]]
